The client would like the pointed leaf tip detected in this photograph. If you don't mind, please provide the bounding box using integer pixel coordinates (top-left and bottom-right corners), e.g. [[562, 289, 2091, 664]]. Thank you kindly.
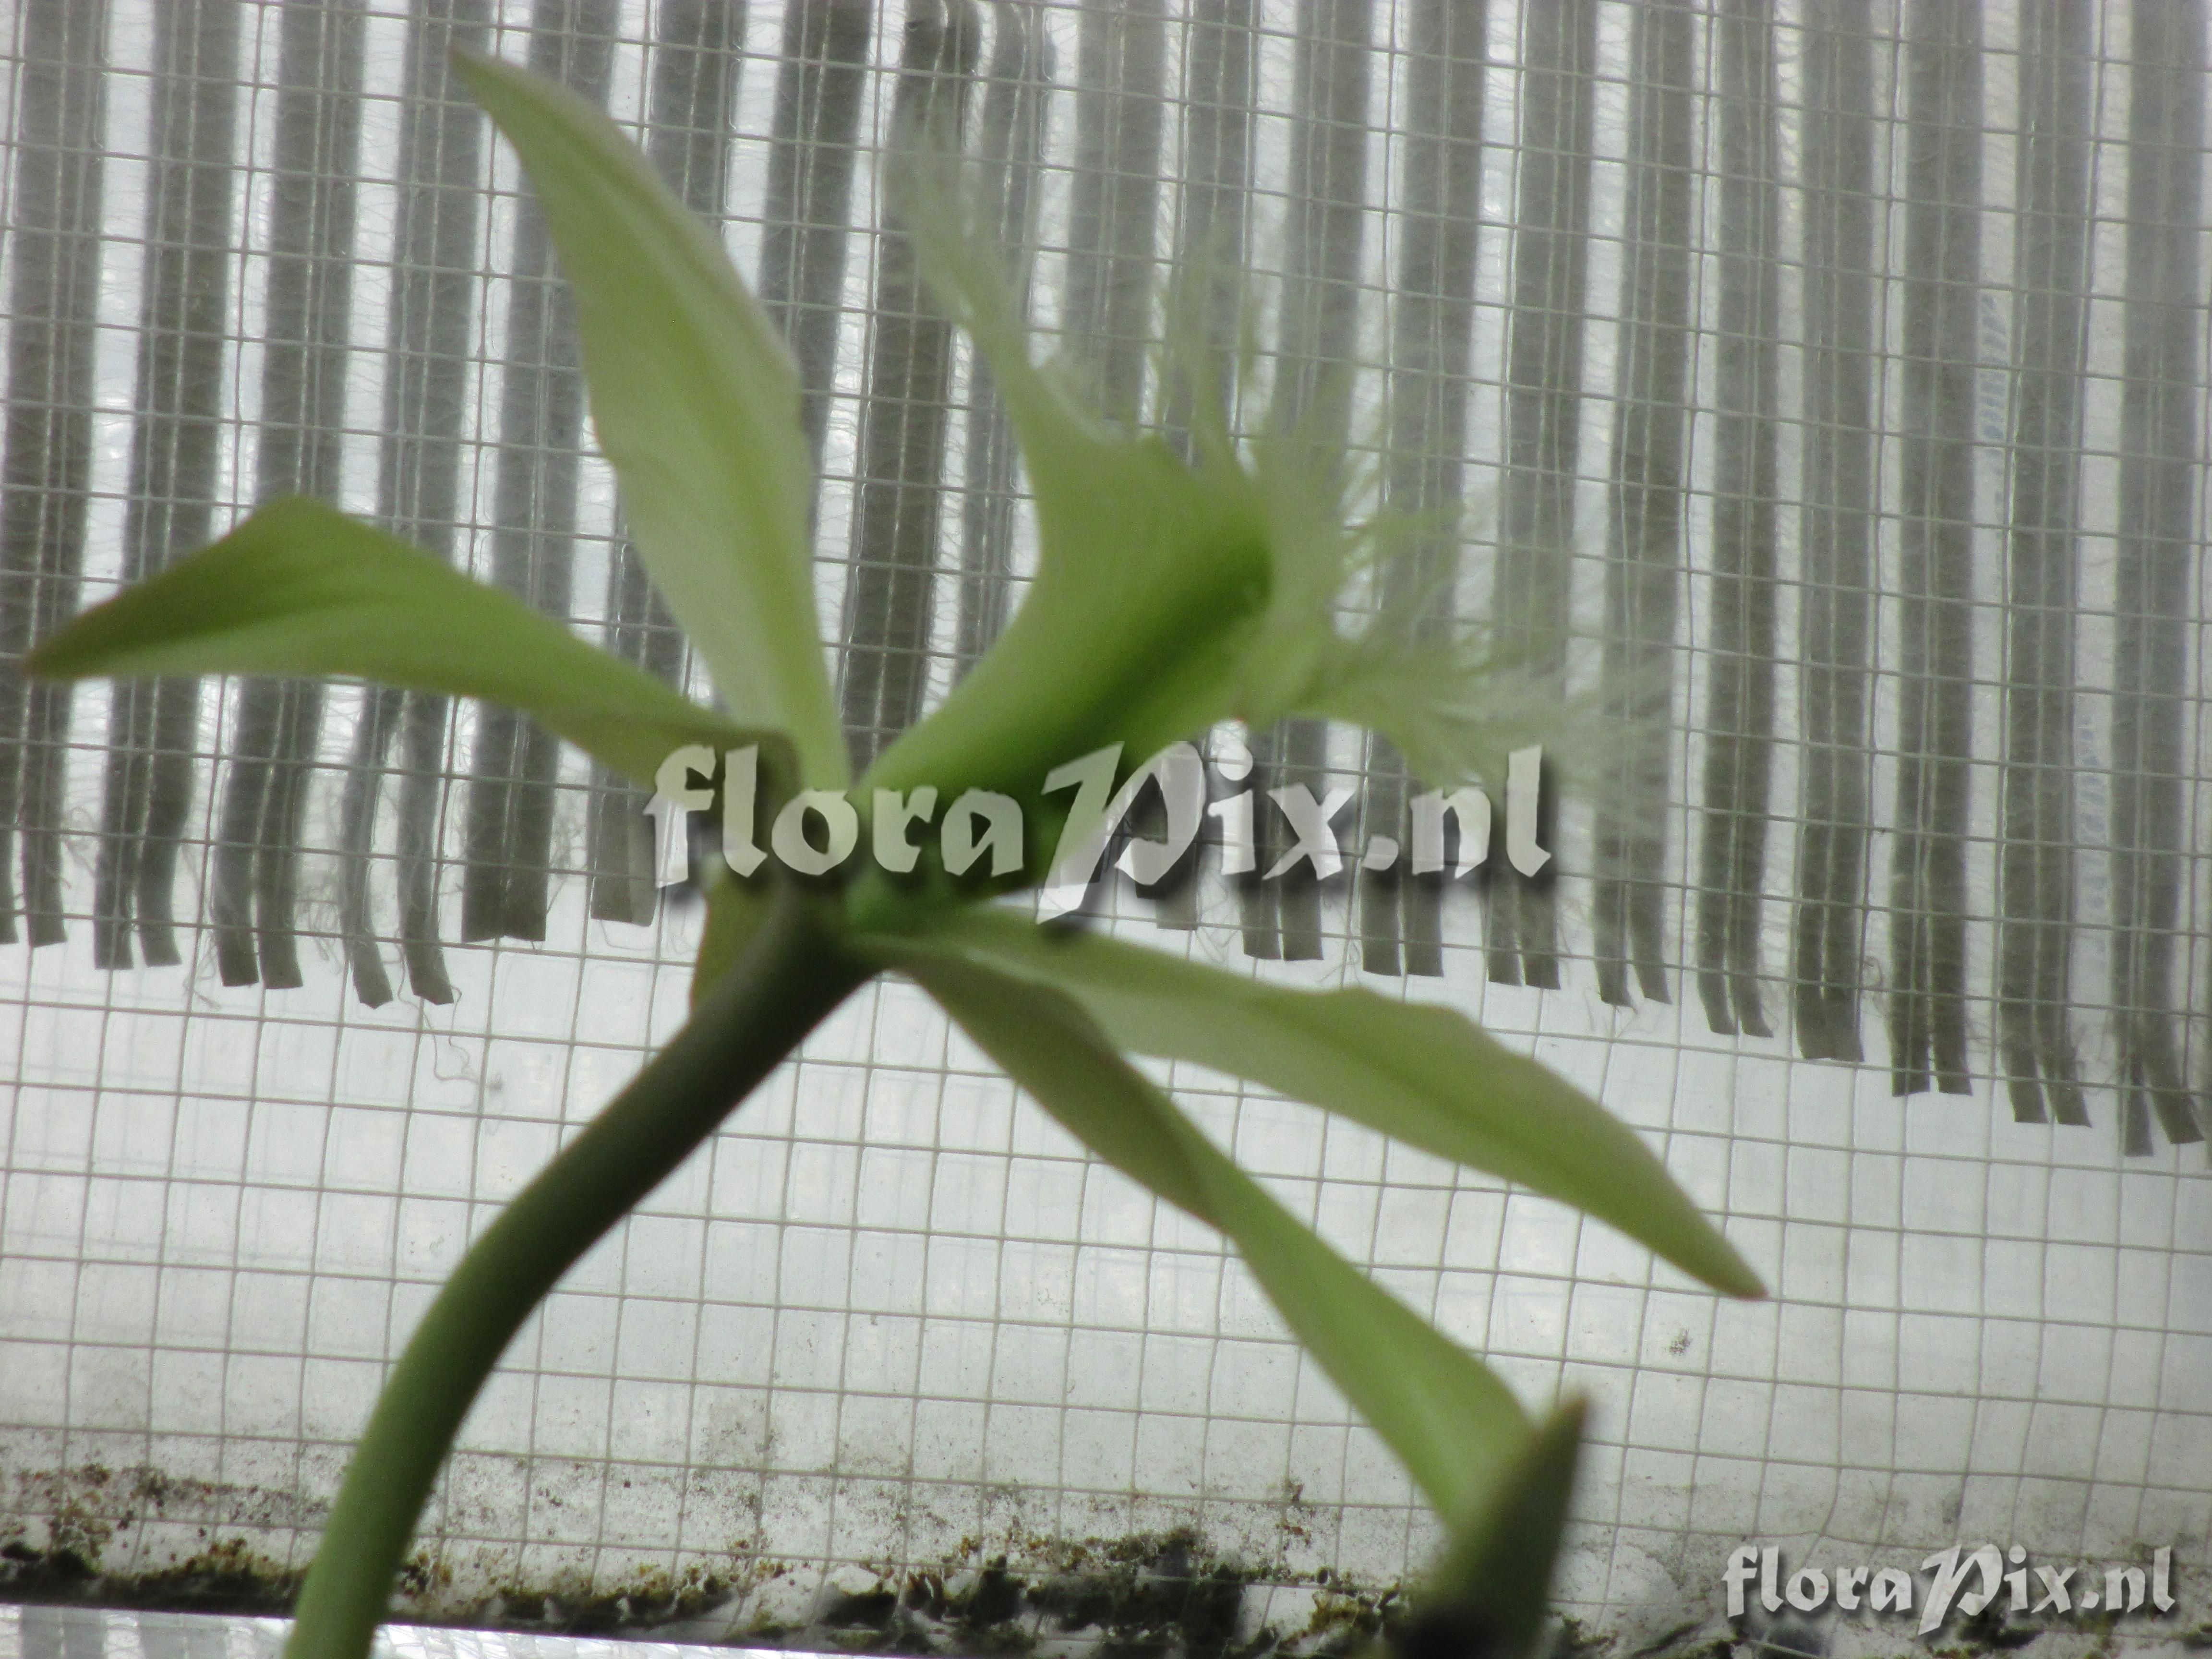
[[1404, 1398, 1587, 1659], [451, 47, 845, 787], [25, 496, 752, 789], [872, 911, 1765, 1302], [910, 953, 1531, 1522]]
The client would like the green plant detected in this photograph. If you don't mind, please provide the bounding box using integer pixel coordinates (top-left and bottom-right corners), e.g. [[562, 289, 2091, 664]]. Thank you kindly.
[[28, 50, 1761, 1659]]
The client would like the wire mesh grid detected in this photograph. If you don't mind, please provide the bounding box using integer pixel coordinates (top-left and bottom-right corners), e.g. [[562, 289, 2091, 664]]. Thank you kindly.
[[1, 0, 2209, 1650]]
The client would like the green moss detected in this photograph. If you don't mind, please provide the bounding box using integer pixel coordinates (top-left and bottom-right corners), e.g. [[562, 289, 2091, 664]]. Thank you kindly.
[[1, 1508, 1397, 1659], [484, 1561, 739, 1637]]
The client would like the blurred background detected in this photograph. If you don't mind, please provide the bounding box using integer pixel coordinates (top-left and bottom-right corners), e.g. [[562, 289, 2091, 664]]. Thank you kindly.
[[0, 1, 2206, 1650]]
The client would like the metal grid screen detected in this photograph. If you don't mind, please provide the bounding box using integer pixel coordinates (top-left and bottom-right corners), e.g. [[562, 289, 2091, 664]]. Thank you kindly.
[[2, 0, 2209, 1651]]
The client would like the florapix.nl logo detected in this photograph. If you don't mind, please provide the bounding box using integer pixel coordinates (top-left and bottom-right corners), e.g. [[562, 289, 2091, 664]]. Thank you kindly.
[[646, 738, 1550, 917], [1724, 1544, 2180, 1635]]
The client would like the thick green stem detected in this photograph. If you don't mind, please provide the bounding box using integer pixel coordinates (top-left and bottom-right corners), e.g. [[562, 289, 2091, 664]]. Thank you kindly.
[[283, 883, 866, 1659]]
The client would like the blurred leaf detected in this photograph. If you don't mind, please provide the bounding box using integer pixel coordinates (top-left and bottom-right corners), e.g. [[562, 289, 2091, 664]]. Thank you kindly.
[[908, 953, 1531, 1522], [877, 177, 1587, 819], [1395, 1398, 1587, 1659], [860, 182, 1273, 825], [692, 881, 758, 1007], [27, 496, 748, 788], [454, 49, 846, 788], [872, 910, 1763, 1300]]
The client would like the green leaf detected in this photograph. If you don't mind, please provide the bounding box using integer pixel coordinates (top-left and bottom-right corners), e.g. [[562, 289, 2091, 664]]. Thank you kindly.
[[859, 184, 1274, 816], [691, 867, 771, 1010], [1401, 1397, 1587, 1659], [26, 496, 750, 788], [909, 953, 1531, 1522], [452, 49, 845, 788], [870, 910, 1764, 1300], [874, 186, 1562, 817]]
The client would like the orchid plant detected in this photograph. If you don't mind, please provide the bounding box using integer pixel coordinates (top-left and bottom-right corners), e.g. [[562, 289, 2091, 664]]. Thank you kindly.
[[28, 51, 1761, 1659]]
